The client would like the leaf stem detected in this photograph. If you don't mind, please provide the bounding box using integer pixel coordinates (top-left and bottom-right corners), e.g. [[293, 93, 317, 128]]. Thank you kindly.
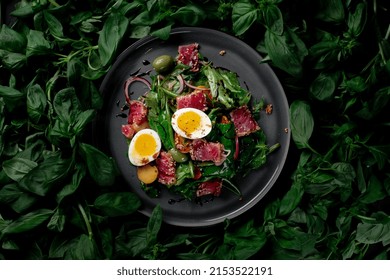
[[78, 203, 93, 240], [385, 24, 390, 40], [48, 0, 60, 7], [355, 214, 376, 222]]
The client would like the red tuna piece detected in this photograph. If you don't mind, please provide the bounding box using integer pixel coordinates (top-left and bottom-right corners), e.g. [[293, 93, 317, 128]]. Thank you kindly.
[[176, 89, 209, 111], [128, 100, 148, 126], [190, 139, 226, 166], [229, 105, 260, 137], [121, 124, 136, 139], [177, 43, 200, 72], [196, 179, 222, 197], [121, 100, 149, 139], [156, 151, 176, 185]]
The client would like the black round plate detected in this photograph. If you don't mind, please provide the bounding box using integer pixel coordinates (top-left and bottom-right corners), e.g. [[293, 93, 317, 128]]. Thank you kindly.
[[96, 27, 290, 227]]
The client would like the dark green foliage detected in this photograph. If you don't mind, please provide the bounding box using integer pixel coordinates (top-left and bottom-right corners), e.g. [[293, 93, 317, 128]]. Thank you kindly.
[[0, 0, 389, 260]]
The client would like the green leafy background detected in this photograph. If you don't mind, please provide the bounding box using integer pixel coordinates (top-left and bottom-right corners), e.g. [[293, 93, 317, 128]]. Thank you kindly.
[[0, 0, 389, 260]]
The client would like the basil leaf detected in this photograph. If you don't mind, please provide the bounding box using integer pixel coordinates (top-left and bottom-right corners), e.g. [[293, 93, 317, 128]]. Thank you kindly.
[[278, 182, 304, 216], [150, 24, 172, 40], [172, 5, 206, 26], [10, 2, 35, 17], [98, 13, 129, 67], [47, 207, 66, 232], [216, 219, 267, 259], [56, 163, 86, 203], [356, 222, 390, 245], [1, 209, 53, 236], [315, 0, 345, 23], [67, 234, 99, 260], [0, 183, 24, 204], [18, 152, 71, 196], [66, 57, 85, 85], [359, 175, 387, 204], [94, 192, 141, 217], [0, 51, 27, 70], [116, 228, 148, 258], [43, 11, 64, 38], [310, 72, 339, 101], [146, 204, 162, 245], [264, 4, 283, 35], [0, 85, 25, 111], [53, 88, 81, 123], [232, 1, 259, 36], [27, 84, 47, 123], [347, 2, 367, 37], [79, 143, 117, 187], [265, 28, 308, 77], [72, 109, 96, 135], [289, 100, 314, 149], [2, 157, 38, 182], [26, 30, 52, 57], [263, 199, 280, 222], [0, 24, 27, 53], [10, 192, 38, 214]]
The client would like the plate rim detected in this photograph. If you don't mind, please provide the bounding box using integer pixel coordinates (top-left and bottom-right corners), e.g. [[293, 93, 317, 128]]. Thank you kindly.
[[97, 27, 291, 227]]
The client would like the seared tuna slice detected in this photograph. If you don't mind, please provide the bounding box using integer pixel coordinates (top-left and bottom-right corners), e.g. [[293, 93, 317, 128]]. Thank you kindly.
[[156, 151, 176, 185], [176, 89, 209, 111], [190, 139, 226, 166], [121, 100, 149, 139], [229, 105, 260, 137], [177, 43, 200, 72], [196, 179, 222, 197]]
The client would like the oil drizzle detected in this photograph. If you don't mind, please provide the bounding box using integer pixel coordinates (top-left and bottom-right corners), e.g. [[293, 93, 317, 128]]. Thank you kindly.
[[115, 113, 127, 118], [168, 198, 186, 205]]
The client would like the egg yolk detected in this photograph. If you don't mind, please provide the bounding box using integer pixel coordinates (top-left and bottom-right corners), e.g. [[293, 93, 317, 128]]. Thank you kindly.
[[134, 133, 158, 156], [177, 111, 201, 134]]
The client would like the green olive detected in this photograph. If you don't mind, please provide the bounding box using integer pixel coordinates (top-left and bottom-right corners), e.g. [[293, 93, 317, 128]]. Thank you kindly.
[[152, 55, 175, 74], [168, 148, 189, 163]]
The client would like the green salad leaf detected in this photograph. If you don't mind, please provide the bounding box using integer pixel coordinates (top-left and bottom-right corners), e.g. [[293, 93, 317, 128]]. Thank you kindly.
[[0, 0, 388, 261]]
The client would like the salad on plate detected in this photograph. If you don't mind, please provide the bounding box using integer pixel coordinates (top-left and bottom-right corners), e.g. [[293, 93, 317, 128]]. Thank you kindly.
[[119, 43, 280, 200]]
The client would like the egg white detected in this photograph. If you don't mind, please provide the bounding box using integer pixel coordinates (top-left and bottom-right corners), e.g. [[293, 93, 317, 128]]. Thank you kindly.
[[128, 128, 161, 166], [171, 108, 212, 139]]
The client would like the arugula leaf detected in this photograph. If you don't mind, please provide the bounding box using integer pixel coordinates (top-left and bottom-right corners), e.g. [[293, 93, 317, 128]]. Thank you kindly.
[[203, 65, 251, 109]]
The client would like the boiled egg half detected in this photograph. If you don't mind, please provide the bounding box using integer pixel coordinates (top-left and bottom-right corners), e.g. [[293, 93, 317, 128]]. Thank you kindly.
[[171, 108, 212, 139], [128, 128, 161, 166]]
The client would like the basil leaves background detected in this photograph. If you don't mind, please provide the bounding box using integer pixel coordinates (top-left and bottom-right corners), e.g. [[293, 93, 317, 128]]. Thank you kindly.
[[1, 0, 389, 260]]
